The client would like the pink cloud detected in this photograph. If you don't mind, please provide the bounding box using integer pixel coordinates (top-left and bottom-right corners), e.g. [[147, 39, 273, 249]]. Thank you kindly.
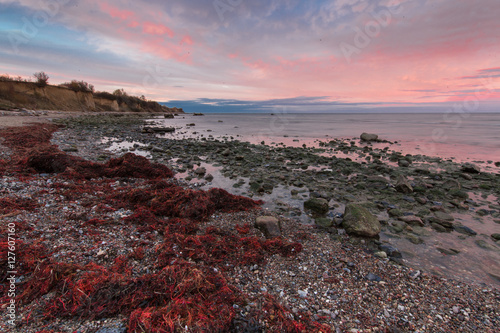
[[100, 3, 134, 21], [142, 22, 174, 37]]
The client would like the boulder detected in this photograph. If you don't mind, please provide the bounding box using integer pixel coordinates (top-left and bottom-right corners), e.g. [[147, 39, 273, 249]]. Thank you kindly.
[[304, 198, 329, 215], [461, 163, 480, 174], [342, 203, 381, 237], [255, 216, 281, 239], [360, 133, 379, 142]]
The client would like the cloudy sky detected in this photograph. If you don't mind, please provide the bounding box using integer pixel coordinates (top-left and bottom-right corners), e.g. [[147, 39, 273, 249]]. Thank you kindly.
[[0, 0, 499, 112]]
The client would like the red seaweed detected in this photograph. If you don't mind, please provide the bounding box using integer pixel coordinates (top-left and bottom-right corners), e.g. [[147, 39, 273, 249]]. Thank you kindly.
[[0, 124, 331, 332]]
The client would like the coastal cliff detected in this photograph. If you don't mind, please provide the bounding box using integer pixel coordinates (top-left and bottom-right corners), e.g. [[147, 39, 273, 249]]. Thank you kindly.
[[0, 80, 182, 114]]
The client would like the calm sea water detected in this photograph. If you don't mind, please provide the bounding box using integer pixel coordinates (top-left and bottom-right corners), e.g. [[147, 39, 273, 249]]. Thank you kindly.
[[159, 112, 500, 166]]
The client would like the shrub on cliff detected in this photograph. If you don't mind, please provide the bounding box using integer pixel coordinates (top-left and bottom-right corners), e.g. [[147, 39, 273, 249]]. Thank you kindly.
[[60, 80, 95, 93], [33, 71, 49, 87]]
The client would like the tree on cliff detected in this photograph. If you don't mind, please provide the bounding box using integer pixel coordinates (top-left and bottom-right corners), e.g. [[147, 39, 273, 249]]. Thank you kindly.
[[33, 71, 49, 87]]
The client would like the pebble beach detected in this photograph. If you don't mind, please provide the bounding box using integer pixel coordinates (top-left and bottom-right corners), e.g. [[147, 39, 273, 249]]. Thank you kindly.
[[0, 112, 499, 332]]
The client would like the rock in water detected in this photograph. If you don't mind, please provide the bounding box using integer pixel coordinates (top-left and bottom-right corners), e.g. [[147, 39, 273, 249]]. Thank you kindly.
[[304, 198, 329, 215], [360, 133, 379, 142], [342, 203, 381, 237], [395, 175, 413, 194], [255, 216, 281, 238]]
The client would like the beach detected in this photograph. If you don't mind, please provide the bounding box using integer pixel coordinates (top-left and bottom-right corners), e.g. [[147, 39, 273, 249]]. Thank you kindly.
[[0, 112, 499, 332]]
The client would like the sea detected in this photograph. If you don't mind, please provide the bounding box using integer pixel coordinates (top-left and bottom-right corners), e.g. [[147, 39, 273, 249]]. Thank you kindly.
[[157, 112, 500, 165], [140, 112, 500, 286]]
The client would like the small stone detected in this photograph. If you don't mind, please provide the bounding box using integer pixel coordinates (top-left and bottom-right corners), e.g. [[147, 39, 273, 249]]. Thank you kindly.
[[453, 306, 460, 314], [255, 216, 281, 239], [366, 273, 382, 282], [492, 233, 500, 241], [374, 251, 388, 259], [399, 215, 424, 226]]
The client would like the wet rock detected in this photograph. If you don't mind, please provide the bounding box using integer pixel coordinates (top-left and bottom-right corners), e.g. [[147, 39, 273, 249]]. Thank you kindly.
[[461, 163, 480, 174], [194, 167, 207, 175], [399, 215, 424, 226], [360, 132, 379, 142], [430, 211, 455, 228], [379, 244, 402, 258], [315, 217, 334, 228], [204, 173, 214, 182], [431, 223, 449, 233], [406, 234, 424, 244], [398, 159, 410, 167], [342, 203, 381, 237], [475, 240, 499, 251], [437, 247, 460, 255], [454, 225, 477, 236], [491, 233, 500, 241], [395, 175, 413, 194], [255, 216, 281, 239], [304, 198, 329, 215], [442, 179, 461, 191], [142, 126, 175, 133]]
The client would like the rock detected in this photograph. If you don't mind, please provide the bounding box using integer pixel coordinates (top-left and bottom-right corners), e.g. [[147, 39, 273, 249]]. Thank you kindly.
[[492, 233, 500, 241], [430, 211, 455, 228], [194, 167, 206, 175], [374, 251, 388, 259], [399, 215, 424, 226], [416, 197, 427, 205], [442, 179, 461, 191], [475, 240, 499, 251], [395, 175, 413, 194], [360, 132, 379, 142], [379, 244, 402, 258], [304, 198, 329, 215], [315, 217, 334, 228], [142, 126, 175, 133], [342, 203, 381, 237], [437, 247, 460, 255], [461, 163, 480, 174], [454, 225, 477, 236], [255, 216, 281, 239], [431, 223, 449, 232], [398, 159, 410, 167], [388, 208, 404, 217], [204, 174, 214, 182], [406, 234, 424, 244], [365, 273, 382, 282]]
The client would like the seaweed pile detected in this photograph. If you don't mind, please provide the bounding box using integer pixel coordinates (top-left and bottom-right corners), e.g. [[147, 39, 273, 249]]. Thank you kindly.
[[0, 124, 330, 332]]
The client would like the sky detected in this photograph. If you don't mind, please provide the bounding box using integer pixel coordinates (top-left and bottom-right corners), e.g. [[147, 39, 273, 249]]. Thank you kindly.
[[0, 0, 499, 113]]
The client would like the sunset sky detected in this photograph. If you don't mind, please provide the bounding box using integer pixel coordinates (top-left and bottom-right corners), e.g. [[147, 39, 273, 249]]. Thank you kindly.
[[0, 0, 499, 112]]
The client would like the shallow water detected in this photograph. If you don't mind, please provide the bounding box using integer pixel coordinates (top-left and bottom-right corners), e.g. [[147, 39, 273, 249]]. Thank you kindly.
[[108, 112, 500, 287], [152, 112, 500, 167]]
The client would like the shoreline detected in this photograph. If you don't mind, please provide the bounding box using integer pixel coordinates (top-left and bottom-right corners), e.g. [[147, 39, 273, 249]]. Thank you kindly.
[[0, 114, 499, 332]]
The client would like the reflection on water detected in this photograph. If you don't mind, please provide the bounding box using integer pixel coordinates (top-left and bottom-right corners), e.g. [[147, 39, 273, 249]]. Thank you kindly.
[[149, 113, 500, 169]]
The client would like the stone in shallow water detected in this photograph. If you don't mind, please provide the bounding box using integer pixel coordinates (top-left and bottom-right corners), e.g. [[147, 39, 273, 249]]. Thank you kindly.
[[437, 247, 460, 255], [342, 203, 381, 237], [454, 225, 477, 236]]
